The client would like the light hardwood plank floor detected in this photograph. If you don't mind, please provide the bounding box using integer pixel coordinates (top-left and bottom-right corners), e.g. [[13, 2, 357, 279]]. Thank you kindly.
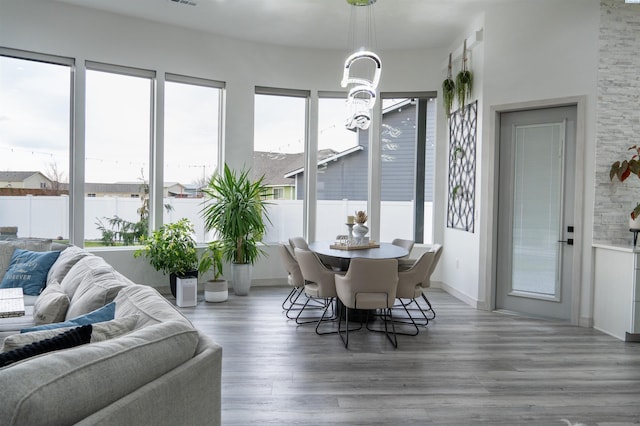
[[177, 286, 640, 426]]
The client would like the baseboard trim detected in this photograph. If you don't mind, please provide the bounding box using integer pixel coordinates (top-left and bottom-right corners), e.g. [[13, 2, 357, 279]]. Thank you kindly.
[[436, 281, 480, 309], [579, 316, 593, 328]]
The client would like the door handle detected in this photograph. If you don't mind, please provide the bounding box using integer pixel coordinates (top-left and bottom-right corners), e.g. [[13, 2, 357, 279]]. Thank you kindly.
[[558, 238, 574, 245]]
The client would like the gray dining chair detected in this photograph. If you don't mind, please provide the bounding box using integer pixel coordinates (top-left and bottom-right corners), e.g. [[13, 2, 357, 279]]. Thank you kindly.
[[289, 236, 310, 252], [395, 251, 436, 331], [290, 236, 344, 271], [392, 238, 414, 259], [277, 244, 305, 315], [335, 257, 399, 349], [293, 248, 342, 334], [419, 244, 443, 320]]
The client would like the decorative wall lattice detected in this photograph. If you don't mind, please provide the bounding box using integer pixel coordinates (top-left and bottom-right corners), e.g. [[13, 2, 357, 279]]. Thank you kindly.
[[447, 101, 477, 232]]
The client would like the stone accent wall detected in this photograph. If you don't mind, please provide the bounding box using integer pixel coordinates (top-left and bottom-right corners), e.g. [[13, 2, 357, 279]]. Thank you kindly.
[[594, 0, 640, 244]]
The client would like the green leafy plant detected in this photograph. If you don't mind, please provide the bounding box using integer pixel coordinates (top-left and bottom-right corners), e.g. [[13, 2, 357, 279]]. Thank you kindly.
[[610, 144, 640, 219], [442, 53, 455, 119], [455, 39, 473, 112], [96, 176, 173, 246], [452, 184, 464, 199], [133, 218, 198, 276], [198, 240, 224, 281], [200, 164, 272, 265]]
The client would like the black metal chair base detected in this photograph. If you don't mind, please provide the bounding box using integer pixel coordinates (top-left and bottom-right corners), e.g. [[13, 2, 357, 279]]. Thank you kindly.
[[338, 305, 397, 349]]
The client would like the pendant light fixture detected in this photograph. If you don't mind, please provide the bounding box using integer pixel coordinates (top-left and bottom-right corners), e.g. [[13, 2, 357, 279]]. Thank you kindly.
[[342, 0, 381, 131]]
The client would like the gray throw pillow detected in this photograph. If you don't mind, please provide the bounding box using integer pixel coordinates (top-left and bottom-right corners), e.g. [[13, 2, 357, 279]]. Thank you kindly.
[[32, 280, 70, 325]]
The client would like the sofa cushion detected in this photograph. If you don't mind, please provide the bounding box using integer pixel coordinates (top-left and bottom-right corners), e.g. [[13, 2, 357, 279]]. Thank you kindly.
[[113, 284, 192, 328], [0, 324, 93, 368], [47, 245, 90, 285], [2, 315, 139, 352], [33, 280, 70, 325], [0, 320, 198, 426], [21, 301, 116, 333], [0, 249, 61, 295], [0, 239, 52, 282], [65, 266, 130, 319], [59, 255, 111, 299]]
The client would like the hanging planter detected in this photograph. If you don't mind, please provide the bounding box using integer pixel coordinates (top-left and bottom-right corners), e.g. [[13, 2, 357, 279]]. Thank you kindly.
[[455, 39, 473, 112], [442, 52, 455, 119]]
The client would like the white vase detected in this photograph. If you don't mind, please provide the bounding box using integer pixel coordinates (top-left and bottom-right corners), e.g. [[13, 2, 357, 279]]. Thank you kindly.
[[629, 216, 640, 230], [352, 223, 369, 244], [232, 263, 252, 296]]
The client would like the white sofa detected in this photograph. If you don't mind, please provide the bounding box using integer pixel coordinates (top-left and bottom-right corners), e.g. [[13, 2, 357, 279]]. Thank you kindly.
[[0, 240, 222, 426]]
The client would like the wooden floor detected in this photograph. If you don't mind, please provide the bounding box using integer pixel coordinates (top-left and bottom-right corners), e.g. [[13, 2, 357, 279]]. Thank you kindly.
[[177, 286, 640, 426]]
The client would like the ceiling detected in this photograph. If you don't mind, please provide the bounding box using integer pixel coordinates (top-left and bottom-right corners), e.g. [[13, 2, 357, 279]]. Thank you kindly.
[[52, 0, 509, 50]]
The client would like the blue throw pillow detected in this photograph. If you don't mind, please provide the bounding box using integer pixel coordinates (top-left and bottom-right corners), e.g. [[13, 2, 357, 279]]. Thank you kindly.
[[21, 301, 116, 333], [0, 249, 61, 296]]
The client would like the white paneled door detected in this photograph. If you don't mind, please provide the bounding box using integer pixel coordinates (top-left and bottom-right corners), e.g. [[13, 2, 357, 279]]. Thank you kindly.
[[496, 106, 577, 321]]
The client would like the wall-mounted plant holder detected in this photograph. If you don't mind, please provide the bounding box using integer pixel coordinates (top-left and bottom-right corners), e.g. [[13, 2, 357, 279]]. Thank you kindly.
[[453, 146, 464, 160], [447, 100, 477, 232]]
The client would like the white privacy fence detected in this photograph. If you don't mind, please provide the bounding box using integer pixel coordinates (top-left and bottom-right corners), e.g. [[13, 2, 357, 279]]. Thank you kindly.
[[0, 195, 433, 244]]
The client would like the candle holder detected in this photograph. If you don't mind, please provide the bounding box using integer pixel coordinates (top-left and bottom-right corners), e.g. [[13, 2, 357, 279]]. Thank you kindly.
[[345, 223, 354, 244]]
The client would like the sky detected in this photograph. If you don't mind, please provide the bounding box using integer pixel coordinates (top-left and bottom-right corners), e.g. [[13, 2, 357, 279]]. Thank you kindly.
[[0, 55, 358, 186]]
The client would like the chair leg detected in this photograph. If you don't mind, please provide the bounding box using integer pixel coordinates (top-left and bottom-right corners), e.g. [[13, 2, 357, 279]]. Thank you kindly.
[[295, 297, 335, 325], [393, 299, 420, 336], [366, 307, 398, 348], [421, 293, 436, 320], [316, 298, 343, 335], [282, 286, 303, 312], [338, 305, 350, 348], [384, 308, 398, 348], [285, 288, 310, 320], [394, 297, 431, 326]]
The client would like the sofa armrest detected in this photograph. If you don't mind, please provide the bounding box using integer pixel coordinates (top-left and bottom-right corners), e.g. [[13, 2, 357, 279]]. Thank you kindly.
[[76, 332, 222, 426]]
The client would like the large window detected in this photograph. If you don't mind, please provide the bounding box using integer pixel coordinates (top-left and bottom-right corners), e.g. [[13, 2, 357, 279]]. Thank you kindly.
[[85, 64, 153, 246], [0, 50, 72, 240], [379, 96, 436, 244], [254, 88, 308, 243], [1, 49, 227, 247], [315, 96, 361, 241], [164, 75, 223, 242]]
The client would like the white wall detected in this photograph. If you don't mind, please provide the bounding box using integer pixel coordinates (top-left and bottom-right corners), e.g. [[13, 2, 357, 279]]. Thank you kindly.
[[0, 0, 603, 322], [438, 0, 600, 322]]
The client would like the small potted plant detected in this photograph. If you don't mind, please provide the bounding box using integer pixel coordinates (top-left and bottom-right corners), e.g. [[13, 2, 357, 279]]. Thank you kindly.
[[609, 144, 640, 229], [134, 218, 199, 297], [198, 240, 228, 302]]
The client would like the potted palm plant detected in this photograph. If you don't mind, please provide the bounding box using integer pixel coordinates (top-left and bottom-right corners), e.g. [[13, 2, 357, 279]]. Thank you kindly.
[[200, 164, 271, 296], [133, 218, 199, 297], [198, 240, 228, 302]]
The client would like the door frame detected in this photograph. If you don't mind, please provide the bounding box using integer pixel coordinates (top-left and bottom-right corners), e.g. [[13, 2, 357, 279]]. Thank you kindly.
[[482, 96, 586, 325]]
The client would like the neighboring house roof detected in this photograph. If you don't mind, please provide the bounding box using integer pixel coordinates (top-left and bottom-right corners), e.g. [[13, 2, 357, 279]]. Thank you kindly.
[[253, 151, 303, 186], [283, 145, 364, 178], [0, 171, 50, 182], [253, 149, 340, 186]]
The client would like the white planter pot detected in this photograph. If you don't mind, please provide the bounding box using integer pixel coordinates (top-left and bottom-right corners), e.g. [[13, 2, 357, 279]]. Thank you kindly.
[[629, 216, 640, 230], [232, 263, 252, 296], [204, 279, 228, 303]]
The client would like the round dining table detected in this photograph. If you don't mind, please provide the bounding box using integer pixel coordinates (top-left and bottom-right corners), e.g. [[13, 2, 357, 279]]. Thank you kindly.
[[308, 241, 408, 261], [308, 241, 408, 321]]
